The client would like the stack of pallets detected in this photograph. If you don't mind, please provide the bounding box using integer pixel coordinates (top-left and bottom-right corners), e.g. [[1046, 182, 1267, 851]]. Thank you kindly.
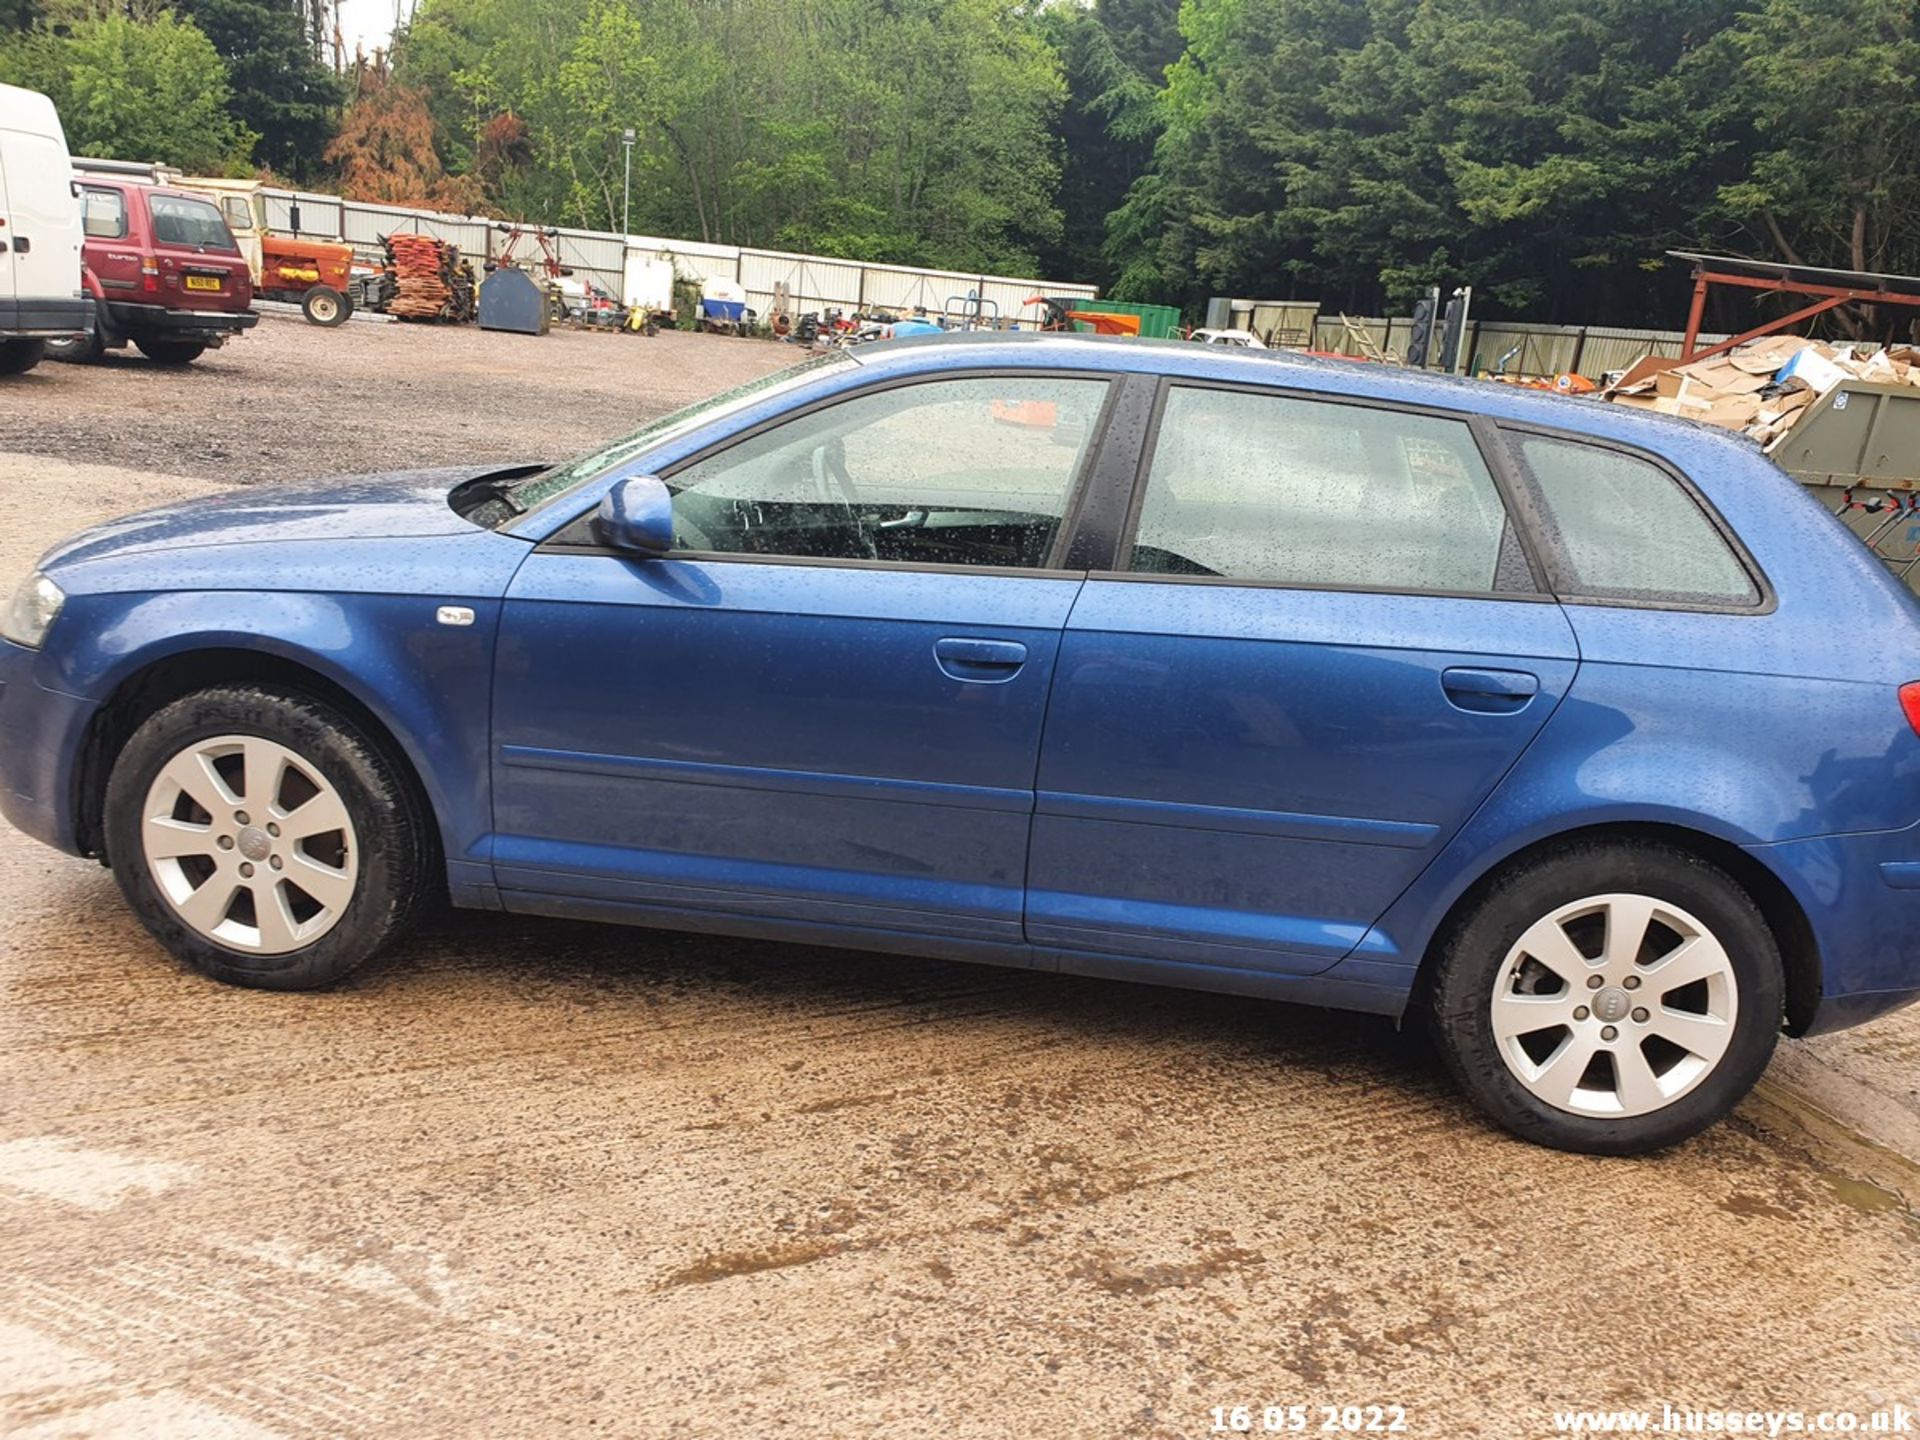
[[382, 233, 468, 321]]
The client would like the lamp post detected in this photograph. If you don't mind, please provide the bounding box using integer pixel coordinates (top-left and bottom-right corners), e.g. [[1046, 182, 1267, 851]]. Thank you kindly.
[[621, 127, 635, 237]]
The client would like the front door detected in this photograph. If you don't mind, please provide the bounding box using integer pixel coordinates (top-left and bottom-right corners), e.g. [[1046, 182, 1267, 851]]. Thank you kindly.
[[490, 371, 1116, 951], [1027, 383, 1580, 975]]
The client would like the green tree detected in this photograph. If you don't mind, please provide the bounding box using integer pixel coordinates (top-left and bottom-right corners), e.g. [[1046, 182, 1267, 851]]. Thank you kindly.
[[1708, 0, 1920, 278], [1039, 0, 1181, 285], [0, 11, 253, 172], [1110, 0, 1746, 320], [393, 0, 1064, 273], [177, 0, 343, 179]]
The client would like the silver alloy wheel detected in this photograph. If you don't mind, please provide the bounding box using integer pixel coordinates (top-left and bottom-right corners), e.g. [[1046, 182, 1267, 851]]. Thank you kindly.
[[1489, 892, 1739, 1118], [140, 734, 358, 955]]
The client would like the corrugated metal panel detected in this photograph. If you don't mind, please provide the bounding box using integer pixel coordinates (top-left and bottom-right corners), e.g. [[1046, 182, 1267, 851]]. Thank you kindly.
[[1242, 301, 1318, 345], [336, 201, 492, 265], [261, 189, 346, 240], [859, 266, 955, 315], [738, 249, 863, 313], [1313, 316, 1395, 357], [1471, 325, 1582, 377], [974, 280, 1043, 322], [549, 228, 626, 293]]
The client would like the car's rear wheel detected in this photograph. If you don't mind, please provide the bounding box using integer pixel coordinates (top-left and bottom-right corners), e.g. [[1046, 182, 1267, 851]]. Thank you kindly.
[[134, 337, 207, 366], [104, 685, 432, 990], [1427, 840, 1782, 1154], [0, 338, 47, 374]]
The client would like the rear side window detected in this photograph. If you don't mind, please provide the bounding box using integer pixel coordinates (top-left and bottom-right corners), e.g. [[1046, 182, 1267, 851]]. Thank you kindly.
[[1509, 435, 1759, 606], [1124, 386, 1521, 594], [81, 187, 126, 239], [148, 194, 238, 251]]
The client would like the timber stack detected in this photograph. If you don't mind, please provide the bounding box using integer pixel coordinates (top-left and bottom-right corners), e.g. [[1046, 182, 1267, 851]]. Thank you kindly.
[[382, 233, 474, 322]]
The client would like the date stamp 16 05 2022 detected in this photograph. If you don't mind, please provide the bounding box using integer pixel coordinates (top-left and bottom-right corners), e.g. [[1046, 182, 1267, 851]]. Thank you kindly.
[[1209, 1404, 1410, 1434]]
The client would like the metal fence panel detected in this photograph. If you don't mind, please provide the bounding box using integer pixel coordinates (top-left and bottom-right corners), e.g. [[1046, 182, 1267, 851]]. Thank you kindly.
[[1310, 315, 1738, 376], [738, 249, 864, 314], [549, 228, 628, 294], [1470, 324, 1583, 377], [261, 190, 345, 241], [1242, 301, 1319, 346], [858, 266, 953, 315]]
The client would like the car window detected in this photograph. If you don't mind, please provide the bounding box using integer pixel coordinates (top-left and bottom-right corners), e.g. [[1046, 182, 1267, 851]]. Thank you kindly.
[[220, 196, 253, 231], [81, 187, 126, 240], [1125, 386, 1518, 593], [1509, 435, 1759, 606], [666, 375, 1110, 569], [148, 194, 238, 251]]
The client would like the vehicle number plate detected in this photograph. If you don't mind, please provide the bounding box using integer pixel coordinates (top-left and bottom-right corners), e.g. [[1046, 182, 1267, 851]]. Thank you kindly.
[[184, 275, 222, 291]]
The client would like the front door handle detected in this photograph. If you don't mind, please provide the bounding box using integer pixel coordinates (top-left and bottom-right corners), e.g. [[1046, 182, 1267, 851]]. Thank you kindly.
[[1441, 666, 1539, 714], [935, 636, 1027, 683]]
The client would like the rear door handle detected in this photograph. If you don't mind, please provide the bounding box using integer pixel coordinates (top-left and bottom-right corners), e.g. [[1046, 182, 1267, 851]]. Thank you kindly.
[[935, 637, 1028, 683], [1441, 666, 1539, 713]]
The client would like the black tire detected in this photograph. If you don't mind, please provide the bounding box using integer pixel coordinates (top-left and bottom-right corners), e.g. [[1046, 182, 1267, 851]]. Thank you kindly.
[[45, 328, 103, 363], [302, 285, 350, 326], [1427, 839, 1782, 1155], [104, 684, 434, 991], [134, 337, 207, 366], [0, 338, 46, 374]]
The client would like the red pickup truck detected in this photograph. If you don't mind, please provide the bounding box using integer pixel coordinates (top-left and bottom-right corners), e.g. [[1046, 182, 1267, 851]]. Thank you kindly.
[[51, 177, 258, 365]]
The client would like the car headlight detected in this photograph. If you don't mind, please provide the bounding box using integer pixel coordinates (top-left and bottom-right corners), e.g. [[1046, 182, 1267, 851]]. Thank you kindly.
[[1, 572, 66, 649]]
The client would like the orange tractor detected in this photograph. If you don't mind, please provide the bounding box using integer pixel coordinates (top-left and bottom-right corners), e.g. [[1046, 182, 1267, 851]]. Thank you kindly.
[[183, 177, 359, 326]]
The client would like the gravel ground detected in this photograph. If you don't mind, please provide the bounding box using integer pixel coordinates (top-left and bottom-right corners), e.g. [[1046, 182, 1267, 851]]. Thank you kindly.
[[2, 311, 799, 485], [1, 327, 1918, 1438]]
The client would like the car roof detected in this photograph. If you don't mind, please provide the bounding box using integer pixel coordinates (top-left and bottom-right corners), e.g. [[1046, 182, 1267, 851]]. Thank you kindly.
[[845, 331, 1764, 462]]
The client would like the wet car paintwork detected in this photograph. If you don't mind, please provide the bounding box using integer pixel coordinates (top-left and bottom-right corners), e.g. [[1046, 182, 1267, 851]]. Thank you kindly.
[[2, 335, 1918, 1035]]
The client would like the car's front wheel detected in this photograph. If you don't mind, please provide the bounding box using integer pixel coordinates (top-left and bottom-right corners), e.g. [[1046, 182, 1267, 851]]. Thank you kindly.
[[1428, 840, 1782, 1154], [104, 685, 432, 990]]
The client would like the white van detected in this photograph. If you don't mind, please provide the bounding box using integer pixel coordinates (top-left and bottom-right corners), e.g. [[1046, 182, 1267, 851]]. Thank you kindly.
[[0, 83, 89, 375]]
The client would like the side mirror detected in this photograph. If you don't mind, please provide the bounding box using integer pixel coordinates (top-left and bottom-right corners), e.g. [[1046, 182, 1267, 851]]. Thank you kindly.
[[592, 474, 674, 557]]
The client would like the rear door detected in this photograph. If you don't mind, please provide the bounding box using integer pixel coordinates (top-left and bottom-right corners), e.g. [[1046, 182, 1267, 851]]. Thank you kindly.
[[144, 190, 248, 309], [0, 119, 81, 307], [0, 131, 12, 309], [77, 183, 140, 300], [1027, 382, 1580, 976]]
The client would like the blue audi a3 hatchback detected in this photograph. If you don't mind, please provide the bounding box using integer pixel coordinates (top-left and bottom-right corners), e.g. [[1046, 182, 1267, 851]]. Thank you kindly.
[[4, 334, 1919, 1152]]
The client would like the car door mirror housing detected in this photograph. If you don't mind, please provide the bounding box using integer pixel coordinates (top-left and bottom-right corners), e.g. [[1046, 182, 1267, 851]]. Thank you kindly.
[[592, 474, 675, 557]]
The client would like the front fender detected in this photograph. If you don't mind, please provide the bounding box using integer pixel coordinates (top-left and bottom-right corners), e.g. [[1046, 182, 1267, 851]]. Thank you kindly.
[[41, 586, 502, 878]]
